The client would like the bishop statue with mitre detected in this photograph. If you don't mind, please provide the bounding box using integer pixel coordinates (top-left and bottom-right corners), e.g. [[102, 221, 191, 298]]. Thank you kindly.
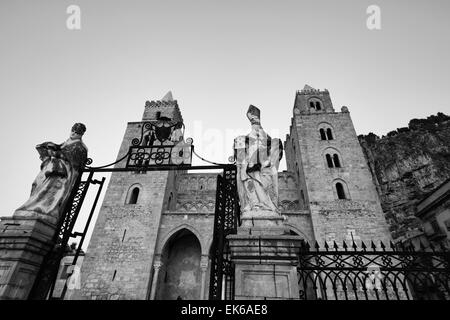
[[234, 105, 283, 222]]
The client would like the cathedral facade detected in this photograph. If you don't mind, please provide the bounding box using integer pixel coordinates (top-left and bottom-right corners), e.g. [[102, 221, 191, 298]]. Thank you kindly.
[[73, 85, 392, 300]]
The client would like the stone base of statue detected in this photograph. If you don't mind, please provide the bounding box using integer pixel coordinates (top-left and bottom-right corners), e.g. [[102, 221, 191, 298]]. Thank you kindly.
[[228, 216, 303, 300], [13, 210, 59, 228], [239, 210, 286, 236], [0, 216, 57, 300]]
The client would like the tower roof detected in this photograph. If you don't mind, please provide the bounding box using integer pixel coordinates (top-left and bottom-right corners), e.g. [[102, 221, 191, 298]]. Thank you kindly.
[[303, 84, 315, 91], [161, 91, 174, 102]]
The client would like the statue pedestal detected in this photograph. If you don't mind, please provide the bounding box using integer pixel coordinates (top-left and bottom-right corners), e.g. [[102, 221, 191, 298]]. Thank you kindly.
[[0, 216, 56, 300], [227, 232, 303, 300], [14, 210, 58, 228], [239, 211, 286, 236]]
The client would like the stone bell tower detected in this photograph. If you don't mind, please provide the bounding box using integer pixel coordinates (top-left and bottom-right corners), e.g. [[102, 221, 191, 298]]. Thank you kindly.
[[284, 85, 391, 245], [74, 92, 181, 300]]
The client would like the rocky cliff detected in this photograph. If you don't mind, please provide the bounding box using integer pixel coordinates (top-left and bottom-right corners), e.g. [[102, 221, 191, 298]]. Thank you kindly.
[[358, 113, 450, 240]]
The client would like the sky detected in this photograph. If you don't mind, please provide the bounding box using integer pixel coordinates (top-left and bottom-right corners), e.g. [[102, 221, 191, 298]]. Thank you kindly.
[[0, 0, 449, 248]]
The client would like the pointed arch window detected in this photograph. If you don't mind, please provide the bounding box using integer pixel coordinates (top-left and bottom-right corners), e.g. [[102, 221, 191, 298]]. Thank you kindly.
[[128, 187, 140, 204], [325, 152, 342, 168], [326, 128, 333, 140], [326, 154, 334, 168], [319, 126, 334, 141], [336, 183, 346, 199], [333, 154, 341, 168], [309, 99, 323, 111], [319, 129, 327, 140]]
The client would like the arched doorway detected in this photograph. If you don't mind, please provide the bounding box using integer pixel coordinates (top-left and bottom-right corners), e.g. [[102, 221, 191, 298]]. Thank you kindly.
[[157, 229, 202, 300]]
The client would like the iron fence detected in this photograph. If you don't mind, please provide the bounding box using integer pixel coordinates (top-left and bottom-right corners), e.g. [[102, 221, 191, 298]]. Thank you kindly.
[[226, 238, 449, 300], [297, 241, 450, 300]]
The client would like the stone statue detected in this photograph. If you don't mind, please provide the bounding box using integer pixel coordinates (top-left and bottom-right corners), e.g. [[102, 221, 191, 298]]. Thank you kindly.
[[234, 105, 283, 225], [14, 123, 88, 227]]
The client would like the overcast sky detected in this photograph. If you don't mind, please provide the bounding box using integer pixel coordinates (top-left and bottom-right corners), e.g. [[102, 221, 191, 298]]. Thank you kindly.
[[1, 0, 449, 247]]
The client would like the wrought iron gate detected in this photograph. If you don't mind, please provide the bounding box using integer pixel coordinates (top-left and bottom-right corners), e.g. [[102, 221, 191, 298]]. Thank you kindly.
[[27, 119, 240, 300], [209, 168, 240, 300]]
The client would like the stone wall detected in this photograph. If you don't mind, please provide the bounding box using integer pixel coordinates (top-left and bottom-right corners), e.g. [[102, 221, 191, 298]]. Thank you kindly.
[[175, 173, 217, 213]]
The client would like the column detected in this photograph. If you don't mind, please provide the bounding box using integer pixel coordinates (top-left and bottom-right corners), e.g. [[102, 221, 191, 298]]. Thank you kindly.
[[149, 260, 162, 300], [200, 255, 209, 300]]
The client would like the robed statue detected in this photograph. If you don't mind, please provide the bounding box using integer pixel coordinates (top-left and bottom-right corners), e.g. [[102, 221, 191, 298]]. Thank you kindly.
[[14, 123, 88, 226], [234, 105, 283, 220]]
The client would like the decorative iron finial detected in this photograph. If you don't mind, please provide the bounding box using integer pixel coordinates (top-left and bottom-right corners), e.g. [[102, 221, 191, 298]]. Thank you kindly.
[[361, 241, 367, 251], [333, 241, 339, 251], [342, 240, 348, 251], [314, 241, 320, 251], [390, 241, 396, 251]]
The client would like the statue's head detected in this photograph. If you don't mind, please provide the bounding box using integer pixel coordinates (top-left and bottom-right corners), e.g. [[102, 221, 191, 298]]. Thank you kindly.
[[246, 105, 261, 125], [70, 123, 86, 139]]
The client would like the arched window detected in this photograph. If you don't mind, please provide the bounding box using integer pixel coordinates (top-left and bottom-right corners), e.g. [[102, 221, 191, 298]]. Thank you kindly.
[[336, 183, 346, 199], [333, 154, 341, 168], [315, 101, 321, 110], [326, 128, 333, 140], [309, 102, 315, 109], [319, 129, 327, 140], [326, 154, 334, 168], [128, 187, 139, 204]]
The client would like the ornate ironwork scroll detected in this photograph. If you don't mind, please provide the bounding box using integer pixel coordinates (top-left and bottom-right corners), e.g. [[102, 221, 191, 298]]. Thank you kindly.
[[126, 120, 193, 168], [131, 120, 184, 147], [126, 144, 193, 167]]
